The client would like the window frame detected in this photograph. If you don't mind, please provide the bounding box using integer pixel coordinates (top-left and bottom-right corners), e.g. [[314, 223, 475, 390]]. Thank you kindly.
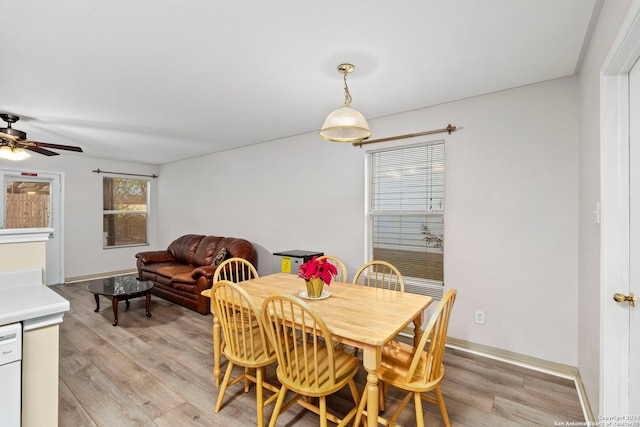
[[365, 140, 445, 298], [102, 176, 150, 249]]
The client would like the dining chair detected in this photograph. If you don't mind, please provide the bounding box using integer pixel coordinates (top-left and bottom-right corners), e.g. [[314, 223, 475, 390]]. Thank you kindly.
[[354, 288, 457, 427], [210, 280, 280, 427], [213, 256, 259, 283], [351, 260, 405, 292], [316, 255, 348, 283], [202, 257, 259, 386], [261, 293, 361, 427], [351, 260, 406, 358]]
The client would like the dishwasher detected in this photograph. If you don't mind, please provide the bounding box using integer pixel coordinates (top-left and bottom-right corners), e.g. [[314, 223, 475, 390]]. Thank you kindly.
[[0, 322, 22, 427]]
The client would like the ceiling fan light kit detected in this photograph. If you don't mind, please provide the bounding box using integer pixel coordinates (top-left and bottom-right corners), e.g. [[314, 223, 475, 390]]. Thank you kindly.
[[319, 63, 372, 143], [0, 114, 84, 160], [0, 146, 30, 161]]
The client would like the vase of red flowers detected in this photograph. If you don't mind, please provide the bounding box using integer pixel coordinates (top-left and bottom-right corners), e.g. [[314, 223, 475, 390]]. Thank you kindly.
[[298, 256, 337, 298]]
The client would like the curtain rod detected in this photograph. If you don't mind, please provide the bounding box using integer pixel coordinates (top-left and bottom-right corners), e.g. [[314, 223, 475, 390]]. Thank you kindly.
[[92, 168, 158, 179], [352, 124, 457, 147]]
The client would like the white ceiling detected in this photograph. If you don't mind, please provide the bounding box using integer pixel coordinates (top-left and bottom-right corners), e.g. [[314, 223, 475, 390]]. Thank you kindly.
[[1, 1, 600, 165]]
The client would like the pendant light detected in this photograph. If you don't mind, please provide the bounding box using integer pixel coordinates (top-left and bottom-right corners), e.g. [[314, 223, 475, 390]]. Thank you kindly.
[[320, 63, 372, 142]]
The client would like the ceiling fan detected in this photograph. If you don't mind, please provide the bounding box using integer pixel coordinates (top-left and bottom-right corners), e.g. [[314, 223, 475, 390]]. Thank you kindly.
[[0, 113, 83, 159]]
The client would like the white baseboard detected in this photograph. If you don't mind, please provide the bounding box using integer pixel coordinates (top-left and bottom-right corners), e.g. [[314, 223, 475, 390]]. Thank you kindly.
[[64, 269, 137, 284], [444, 336, 594, 423]]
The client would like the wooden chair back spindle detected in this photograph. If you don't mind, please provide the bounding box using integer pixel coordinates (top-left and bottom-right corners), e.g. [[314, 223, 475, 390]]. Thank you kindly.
[[352, 260, 405, 292], [214, 257, 258, 284], [316, 255, 348, 283], [409, 288, 456, 385]]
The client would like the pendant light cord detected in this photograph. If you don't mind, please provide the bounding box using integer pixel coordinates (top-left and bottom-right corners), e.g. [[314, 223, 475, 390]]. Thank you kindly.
[[343, 73, 352, 106]]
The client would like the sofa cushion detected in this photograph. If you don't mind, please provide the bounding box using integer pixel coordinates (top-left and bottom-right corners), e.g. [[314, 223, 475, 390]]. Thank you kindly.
[[218, 237, 255, 264], [173, 281, 197, 293], [193, 236, 223, 266], [141, 261, 178, 275], [167, 234, 205, 264], [155, 264, 195, 280], [172, 271, 196, 288]]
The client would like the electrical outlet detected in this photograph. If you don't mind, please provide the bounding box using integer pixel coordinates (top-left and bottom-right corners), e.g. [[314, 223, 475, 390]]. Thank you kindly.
[[475, 310, 485, 325]]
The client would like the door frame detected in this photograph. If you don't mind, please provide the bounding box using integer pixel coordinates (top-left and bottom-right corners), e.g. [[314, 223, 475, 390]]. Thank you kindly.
[[600, 0, 640, 414], [0, 166, 65, 285]]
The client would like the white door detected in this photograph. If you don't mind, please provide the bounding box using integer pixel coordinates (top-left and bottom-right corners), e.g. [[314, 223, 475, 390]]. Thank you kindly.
[[602, 1, 640, 414], [0, 169, 63, 285], [628, 57, 640, 413]]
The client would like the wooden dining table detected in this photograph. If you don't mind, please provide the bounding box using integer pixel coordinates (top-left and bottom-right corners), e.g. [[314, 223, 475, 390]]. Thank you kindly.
[[204, 272, 433, 427]]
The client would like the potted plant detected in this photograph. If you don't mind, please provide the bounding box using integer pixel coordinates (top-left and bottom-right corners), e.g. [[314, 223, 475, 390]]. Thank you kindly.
[[298, 256, 338, 298]]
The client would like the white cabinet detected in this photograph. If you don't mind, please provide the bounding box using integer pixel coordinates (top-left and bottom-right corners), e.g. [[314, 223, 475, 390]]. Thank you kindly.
[[0, 322, 22, 427], [0, 268, 69, 427]]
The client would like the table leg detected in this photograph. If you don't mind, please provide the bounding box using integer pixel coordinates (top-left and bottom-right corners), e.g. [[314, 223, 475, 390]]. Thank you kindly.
[[112, 296, 120, 326], [361, 346, 381, 427], [145, 291, 152, 317], [412, 311, 425, 348], [93, 294, 100, 312], [213, 314, 221, 387]]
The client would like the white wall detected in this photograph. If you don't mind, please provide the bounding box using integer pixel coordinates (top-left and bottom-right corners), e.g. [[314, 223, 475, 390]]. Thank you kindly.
[[2, 63, 581, 369], [439, 79, 579, 366], [158, 77, 580, 366], [157, 131, 366, 274], [0, 154, 159, 280], [578, 0, 634, 417]]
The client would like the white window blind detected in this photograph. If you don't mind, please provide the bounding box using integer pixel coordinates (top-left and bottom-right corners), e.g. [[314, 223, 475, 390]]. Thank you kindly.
[[103, 177, 149, 248], [367, 141, 444, 298]]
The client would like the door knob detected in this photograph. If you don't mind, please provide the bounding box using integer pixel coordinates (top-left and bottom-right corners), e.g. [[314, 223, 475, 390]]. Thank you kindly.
[[613, 292, 637, 307]]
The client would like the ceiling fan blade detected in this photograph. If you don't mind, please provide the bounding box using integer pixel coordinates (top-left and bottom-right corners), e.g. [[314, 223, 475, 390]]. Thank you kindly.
[[24, 145, 60, 156], [32, 141, 83, 152]]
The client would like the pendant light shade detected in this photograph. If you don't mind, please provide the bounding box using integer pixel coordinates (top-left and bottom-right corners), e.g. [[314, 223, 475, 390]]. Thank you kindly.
[[320, 104, 371, 142], [0, 146, 30, 161], [320, 64, 371, 142]]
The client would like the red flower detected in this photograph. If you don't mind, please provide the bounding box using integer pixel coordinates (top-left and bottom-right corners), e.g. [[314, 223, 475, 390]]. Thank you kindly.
[[297, 256, 338, 285]]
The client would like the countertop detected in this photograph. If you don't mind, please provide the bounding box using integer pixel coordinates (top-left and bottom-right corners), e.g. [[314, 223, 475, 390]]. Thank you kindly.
[[0, 268, 70, 327]]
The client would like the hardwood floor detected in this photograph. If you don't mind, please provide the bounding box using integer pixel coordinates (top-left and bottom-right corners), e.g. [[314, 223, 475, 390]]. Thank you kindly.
[[53, 278, 585, 426]]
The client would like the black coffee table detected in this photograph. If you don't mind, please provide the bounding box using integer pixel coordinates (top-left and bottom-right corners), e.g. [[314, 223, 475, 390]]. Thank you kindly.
[[88, 276, 154, 326]]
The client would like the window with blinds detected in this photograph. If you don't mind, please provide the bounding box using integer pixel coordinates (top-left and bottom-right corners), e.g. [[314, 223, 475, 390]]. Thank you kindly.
[[367, 141, 444, 298], [103, 177, 149, 248]]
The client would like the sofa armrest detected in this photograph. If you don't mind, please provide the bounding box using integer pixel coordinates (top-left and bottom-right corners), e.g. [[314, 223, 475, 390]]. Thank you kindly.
[[194, 266, 217, 309], [135, 250, 175, 264], [192, 265, 216, 280]]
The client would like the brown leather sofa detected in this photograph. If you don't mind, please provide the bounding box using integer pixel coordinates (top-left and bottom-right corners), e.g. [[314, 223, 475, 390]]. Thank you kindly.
[[135, 234, 256, 314]]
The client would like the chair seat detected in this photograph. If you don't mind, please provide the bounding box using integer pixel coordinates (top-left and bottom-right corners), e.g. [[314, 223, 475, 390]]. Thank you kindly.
[[379, 357, 444, 393], [223, 326, 276, 368], [380, 339, 446, 392], [276, 344, 359, 397], [381, 339, 415, 367]]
